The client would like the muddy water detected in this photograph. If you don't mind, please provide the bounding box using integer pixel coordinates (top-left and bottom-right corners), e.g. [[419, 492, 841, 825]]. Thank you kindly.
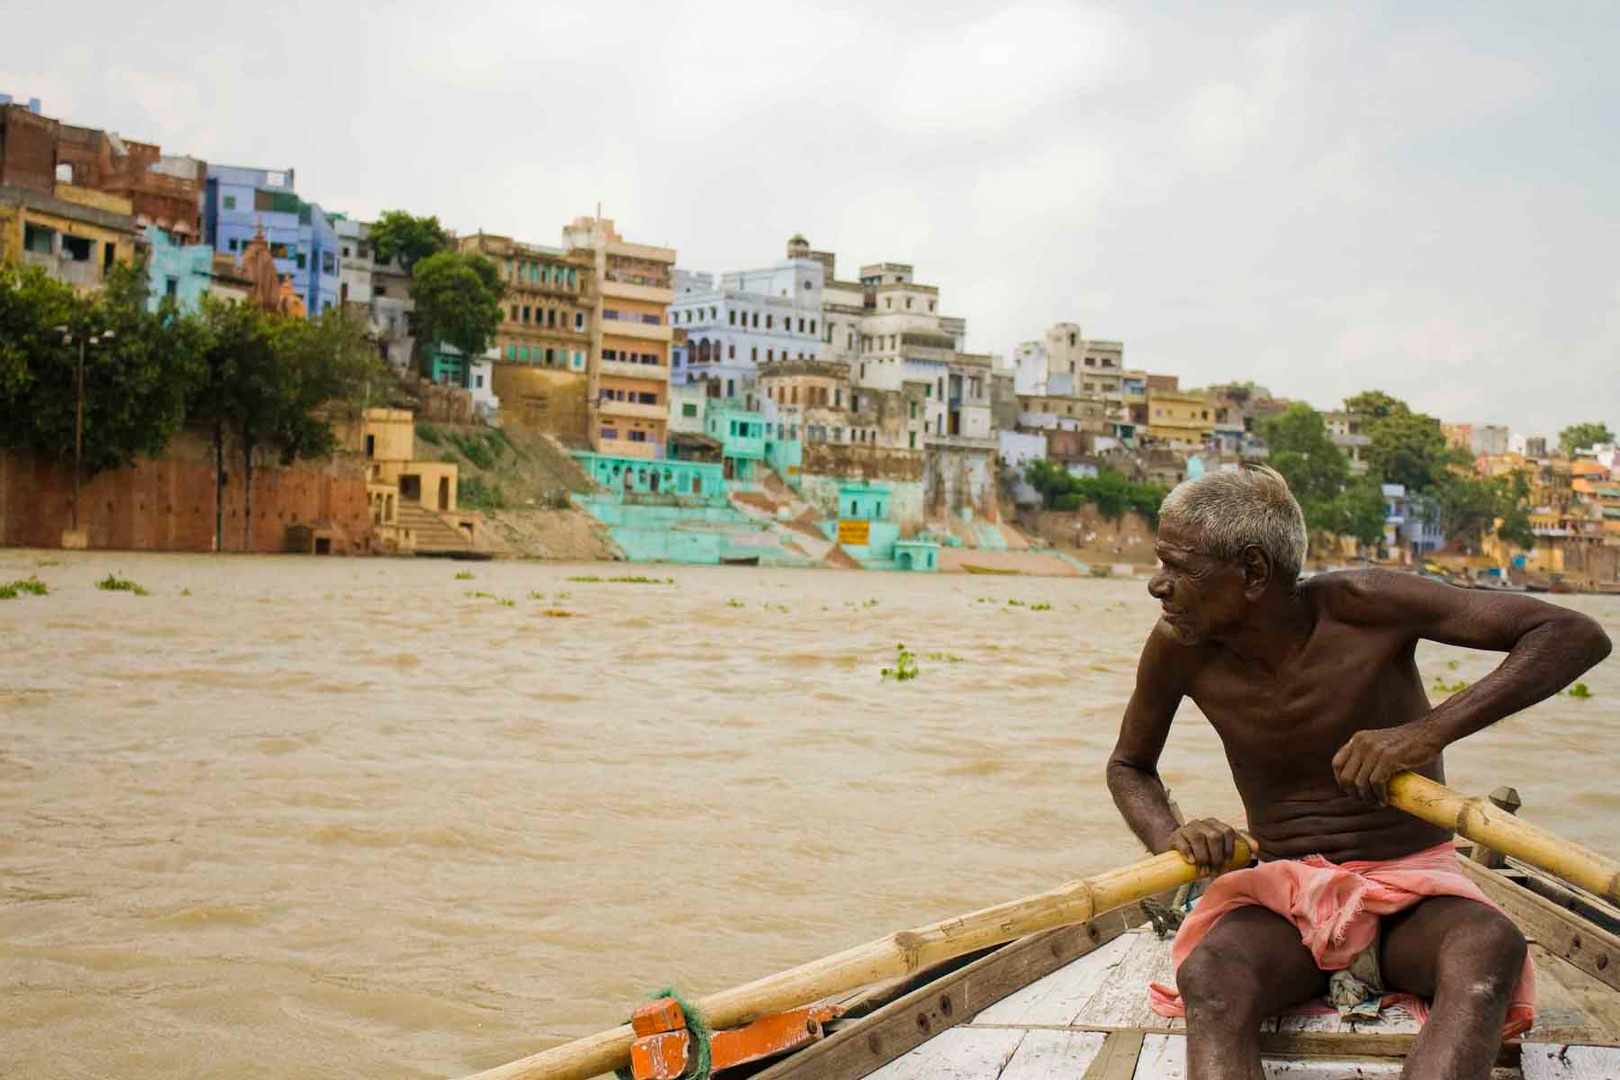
[[2, 551, 1617, 1077]]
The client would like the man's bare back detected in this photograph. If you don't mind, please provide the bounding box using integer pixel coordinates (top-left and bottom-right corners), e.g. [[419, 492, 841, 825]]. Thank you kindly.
[[1108, 470, 1610, 1079]]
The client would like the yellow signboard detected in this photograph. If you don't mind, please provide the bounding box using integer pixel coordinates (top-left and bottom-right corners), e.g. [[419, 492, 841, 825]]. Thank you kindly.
[[837, 519, 871, 545]]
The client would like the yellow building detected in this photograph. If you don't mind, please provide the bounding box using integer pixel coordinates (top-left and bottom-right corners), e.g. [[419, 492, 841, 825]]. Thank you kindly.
[[0, 182, 137, 291], [458, 232, 594, 373], [562, 216, 676, 460], [1145, 388, 1214, 446], [340, 407, 483, 554]]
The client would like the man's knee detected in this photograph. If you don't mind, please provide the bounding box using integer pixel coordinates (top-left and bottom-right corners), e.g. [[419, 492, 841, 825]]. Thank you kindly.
[[1438, 908, 1527, 1004], [1179, 940, 1265, 1024]]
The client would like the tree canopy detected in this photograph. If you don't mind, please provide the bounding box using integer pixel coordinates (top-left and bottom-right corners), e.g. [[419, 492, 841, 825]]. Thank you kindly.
[[1559, 421, 1614, 455], [1343, 390, 1410, 420], [409, 251, 505, 367], [0, 263, 203, 477], [1024, 460, 1168, 525], [368, 210, 450, 273]]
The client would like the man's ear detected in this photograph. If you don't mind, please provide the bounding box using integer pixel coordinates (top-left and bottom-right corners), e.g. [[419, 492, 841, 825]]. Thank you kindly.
[[1240, 544, 1271, 598]]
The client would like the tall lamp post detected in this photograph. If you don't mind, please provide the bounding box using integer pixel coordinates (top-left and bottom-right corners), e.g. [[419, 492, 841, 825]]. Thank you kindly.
[[53, 325, 115, 544]]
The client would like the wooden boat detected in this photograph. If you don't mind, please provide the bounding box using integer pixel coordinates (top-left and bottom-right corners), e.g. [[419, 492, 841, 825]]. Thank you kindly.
[[467, 777, 1620, 1080], [747, 845, 1620, 1079]]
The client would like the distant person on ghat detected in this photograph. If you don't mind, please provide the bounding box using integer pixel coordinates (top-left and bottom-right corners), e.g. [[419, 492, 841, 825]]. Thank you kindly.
[[1107, 465, 1610, 1080]]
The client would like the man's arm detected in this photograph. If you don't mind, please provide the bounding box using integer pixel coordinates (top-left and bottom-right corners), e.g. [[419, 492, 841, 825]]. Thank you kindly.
[[1107, 624, 1235, 872], [1331, 570, 1612, 800]]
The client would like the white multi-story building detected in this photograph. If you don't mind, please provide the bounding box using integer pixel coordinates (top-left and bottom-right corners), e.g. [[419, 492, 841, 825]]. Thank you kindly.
[[668, 236, 825, 407], [335, 217, 414, 374]]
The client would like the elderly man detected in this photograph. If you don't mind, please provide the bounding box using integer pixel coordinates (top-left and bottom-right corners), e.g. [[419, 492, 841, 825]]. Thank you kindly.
[[1108, 465, 1610, 1079]]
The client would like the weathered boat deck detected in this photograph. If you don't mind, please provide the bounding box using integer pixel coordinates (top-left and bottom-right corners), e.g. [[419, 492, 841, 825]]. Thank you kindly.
[[755, 856, 1620, 1080], [864, 922, 1620, 1078]]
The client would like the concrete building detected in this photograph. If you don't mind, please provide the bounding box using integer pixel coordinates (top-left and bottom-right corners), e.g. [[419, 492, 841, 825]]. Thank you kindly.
[[1145, 387, 1214, 448], [142, 223, 213, 311], [1324, 410, 1372, 475], [669, 234, 825, 406], [0, 181, 137, 291], [56, 124, 205, 242], [561, 216, 676, 460], [203, 165, 340, 316], [459, 232, 593, 374]]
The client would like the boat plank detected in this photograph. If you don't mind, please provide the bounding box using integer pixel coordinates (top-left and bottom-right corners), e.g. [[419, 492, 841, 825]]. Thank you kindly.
[[998, 1029, 1107, 1079], [1134, 1035, 1435, 1079], [1081, 1029, 1144, 1080], [1460, 858, 1620, 993], [972, 933, 1136, 1027], [1073, 931, 1176, 1029], [864, 1026, 1026, 1079], [753, 906, 1146, 1080], [1521, 1043, 1620, 1079]]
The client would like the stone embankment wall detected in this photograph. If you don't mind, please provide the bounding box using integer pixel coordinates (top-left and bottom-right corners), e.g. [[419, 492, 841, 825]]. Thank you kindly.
[[0, 430, 371, 553], [1022, 507, 1158, 565]]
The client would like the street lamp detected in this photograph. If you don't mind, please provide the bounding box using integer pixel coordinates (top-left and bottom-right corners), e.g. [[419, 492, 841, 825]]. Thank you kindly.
[[52, 324, 115, 540]]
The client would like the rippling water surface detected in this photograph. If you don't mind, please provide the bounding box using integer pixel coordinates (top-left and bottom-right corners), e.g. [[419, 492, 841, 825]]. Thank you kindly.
[[2, 551, 1617, 1077]]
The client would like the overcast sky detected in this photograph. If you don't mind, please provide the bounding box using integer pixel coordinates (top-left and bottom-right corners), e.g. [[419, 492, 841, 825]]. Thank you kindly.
[[7, 2, 1615, 435]]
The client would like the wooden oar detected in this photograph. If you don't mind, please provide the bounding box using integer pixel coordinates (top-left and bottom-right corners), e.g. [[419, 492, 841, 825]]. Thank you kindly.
[[1387, 772, 1620, 904], [460, 840, 1255, 1080]]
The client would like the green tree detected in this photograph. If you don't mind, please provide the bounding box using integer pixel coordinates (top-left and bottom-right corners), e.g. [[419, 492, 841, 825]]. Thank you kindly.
[[1495, 473, 1536, 552], [1024, 461, 1167, 526], [369, 210, 449, 273], [1259, 404, 1351, 537], [1365, 410, 1454, 494], [189, 301, 383, 550], [409, 251, 504, 372], [1330, 477, 1389, 547], [1559, 421, 1614, 455], [1343, 390, 1410, 420], [0, 263, 202, 477]]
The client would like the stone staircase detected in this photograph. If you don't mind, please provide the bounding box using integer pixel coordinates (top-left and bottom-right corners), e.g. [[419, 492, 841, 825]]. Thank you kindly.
[[397, 503, 480, 555]]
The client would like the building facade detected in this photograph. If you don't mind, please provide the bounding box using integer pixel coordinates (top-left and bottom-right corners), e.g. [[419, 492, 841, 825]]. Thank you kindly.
[[203, 165, 340, 316], [561, 216, 676, 460], [459, 232, 594, 374], [670, 234, 826, 405]]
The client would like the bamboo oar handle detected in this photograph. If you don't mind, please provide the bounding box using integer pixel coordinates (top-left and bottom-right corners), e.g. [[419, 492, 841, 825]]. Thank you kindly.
[[460, 840, 1253, 1080], [1386, 771, 1620, 905]]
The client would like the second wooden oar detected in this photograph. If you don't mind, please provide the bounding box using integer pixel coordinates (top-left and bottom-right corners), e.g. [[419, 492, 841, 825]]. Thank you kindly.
[[461, 839, 1254, 1080], [1387, 772, 1620, 904]]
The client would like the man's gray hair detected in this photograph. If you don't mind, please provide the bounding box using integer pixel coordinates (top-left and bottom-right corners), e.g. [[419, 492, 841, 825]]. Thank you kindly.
[[1159, 465, 1308, 579]]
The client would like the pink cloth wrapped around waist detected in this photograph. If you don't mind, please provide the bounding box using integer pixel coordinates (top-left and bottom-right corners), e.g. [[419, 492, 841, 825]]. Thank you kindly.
[[1146, 841, 1535, 1039]]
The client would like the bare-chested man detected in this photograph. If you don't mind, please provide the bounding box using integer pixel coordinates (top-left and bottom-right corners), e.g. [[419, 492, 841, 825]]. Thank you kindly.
[[1108, 466, 1610, 1079]]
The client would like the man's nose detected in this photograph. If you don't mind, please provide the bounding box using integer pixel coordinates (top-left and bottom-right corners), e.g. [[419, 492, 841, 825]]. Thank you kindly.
[[1148, 573, 1171, 601]]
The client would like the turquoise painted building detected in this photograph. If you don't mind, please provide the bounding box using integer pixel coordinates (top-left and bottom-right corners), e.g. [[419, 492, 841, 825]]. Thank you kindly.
[[704, 405, 767, 485], [424, 342, 470, 387], [894, 539, 941, 571], [142, 225, 213, 313], [574, 452, 728, 507]]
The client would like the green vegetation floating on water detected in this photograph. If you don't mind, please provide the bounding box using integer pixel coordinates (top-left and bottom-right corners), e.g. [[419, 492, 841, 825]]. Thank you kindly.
[[1431, 676, 1469, 694], [925, 651, 964, 663], [96, 574, 148, 596], [1569, 682, 1592, 699], [881, 643, 920, 682], [566, 575, 673, 585], [454, 571, 474, 581], [725, 598, 745, 608], [0, 575, 49, 599], [1030, 601, 1052, 611], [539, 608, 577, 618]]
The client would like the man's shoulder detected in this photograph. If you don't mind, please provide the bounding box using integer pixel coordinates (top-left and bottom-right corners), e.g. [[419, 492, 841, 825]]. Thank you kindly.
[[1304, 567, 1430, 627]]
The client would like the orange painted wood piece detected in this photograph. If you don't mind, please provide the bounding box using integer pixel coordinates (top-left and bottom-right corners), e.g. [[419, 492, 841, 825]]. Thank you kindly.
[[629, 1030, 689, 1080], [709, 1004, 844, 1071], [631, 997, 688, 1037]]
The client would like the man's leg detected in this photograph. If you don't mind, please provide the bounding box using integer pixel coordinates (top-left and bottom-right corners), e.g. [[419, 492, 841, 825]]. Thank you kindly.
[[1379, 896, 1528, 1080], [1178, 906, 1327, 1080]]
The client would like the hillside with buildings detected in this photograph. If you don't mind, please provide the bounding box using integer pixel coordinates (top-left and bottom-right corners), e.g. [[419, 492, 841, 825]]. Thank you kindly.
[[3, 92, 1618, 584]]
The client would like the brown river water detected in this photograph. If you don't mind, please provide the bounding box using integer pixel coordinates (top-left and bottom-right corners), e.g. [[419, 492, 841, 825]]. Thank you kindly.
[[2, 551, 1617, 1077]]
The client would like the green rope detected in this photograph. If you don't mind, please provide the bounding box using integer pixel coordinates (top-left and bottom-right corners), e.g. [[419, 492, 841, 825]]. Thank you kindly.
[[615, 986, 712, 1080]]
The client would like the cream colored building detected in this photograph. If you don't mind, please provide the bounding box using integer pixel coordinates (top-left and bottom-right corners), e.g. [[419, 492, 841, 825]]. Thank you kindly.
[[562, 216, 676, 460], [1146, 388, 1215, 447]]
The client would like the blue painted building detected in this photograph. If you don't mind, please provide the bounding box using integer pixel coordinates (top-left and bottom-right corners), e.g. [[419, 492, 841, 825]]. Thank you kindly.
[[203, 165, 339, 316], [142, 225, 213, 313]]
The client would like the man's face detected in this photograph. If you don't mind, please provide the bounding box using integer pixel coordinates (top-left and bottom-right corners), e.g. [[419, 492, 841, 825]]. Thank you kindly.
[[1147, 520, 1250, 645]]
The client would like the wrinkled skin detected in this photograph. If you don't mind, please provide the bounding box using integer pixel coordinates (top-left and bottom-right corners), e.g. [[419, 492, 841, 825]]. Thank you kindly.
[[1107, 520, 1610, 1079]]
